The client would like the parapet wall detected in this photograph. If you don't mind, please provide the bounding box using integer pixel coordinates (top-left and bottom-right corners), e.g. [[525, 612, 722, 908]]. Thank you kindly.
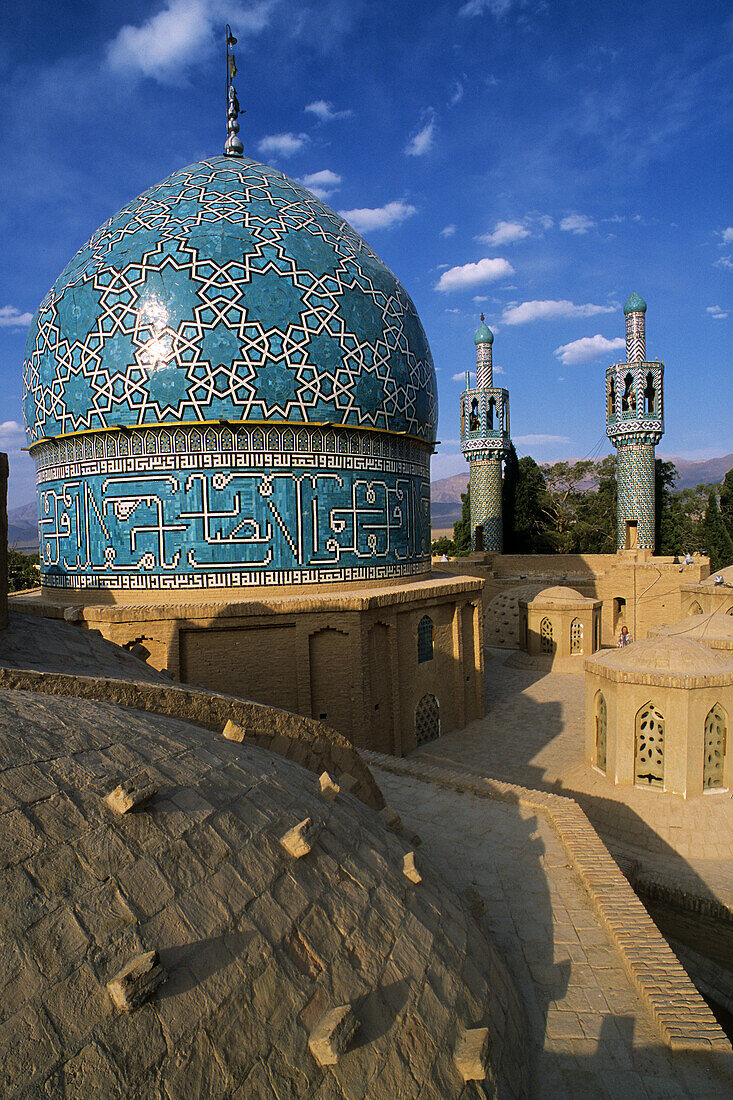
[[0, 666, 385, 812], [0, 454, 7, 630]]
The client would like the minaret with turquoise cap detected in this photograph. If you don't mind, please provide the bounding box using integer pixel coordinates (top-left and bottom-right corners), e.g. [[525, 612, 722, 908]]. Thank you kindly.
[[606, 293, 664, 552], [460, 316, 511, 551]]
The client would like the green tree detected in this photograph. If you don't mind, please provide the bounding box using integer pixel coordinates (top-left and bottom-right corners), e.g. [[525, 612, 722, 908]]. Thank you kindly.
[[502, 443, 519, 551], [7, 550, 40, 592], [655, 459, 688, 556], [431, 535, 456, 556], [570, 461, 617, 553], [511, 457, 556, 553], [720, 468, 733, 539], [452, 487, 472, 555], [700, 491, 733, 572]]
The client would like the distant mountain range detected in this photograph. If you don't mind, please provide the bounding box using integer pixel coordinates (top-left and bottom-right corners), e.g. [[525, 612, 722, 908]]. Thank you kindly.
[[7, 453, 732, 547], [430, 454, 733, 527]]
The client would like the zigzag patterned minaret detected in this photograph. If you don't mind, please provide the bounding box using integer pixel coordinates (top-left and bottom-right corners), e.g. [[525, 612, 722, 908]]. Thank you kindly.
[[606, 293, 664, 552], [460, 317, 510, 552]]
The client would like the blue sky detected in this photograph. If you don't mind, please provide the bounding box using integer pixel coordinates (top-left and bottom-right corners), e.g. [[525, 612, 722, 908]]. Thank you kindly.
[[1, 0, 732, 508]]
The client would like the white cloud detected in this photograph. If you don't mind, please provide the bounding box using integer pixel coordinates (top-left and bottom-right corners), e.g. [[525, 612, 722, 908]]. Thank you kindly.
[[0, 420, 25, 445], [502, 299, 615, 325], [339, 201, 417, 233], [479, 220, 530, 246], [107, 0, 274, 82], [707, 305, 729, 320], [300, 169, 342, 199], [258, 132, 309, 158], [449, 81, 464, 106], [440, 224, 456, 238], [459, 0, 516, 16], [715, 256, 733, 270], [722, 227, 733, 244], [472, 295, 488, 302], [452, 371, 468, 382], [435, 257, 514, 293], [554, 334, 625, 365], [304, 99, 352, 122], [445, 308, 461, 314], [0, 305, 33, 328], [560, 213, 595, 234], [405, 112, 436, 157], [537, 214, 554, 230], [514, 434, 572, 446]]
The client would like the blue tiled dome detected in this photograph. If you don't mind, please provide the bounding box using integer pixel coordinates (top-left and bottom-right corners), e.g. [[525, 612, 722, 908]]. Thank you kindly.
[[474, 321, 494, 345], [22, 156, 437, 445], [623, 292, 647, 316], [24, 157, 436, 591]]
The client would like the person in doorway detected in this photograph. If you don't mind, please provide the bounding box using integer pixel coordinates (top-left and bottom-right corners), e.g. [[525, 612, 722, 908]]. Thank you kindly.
[[684, 552, 694, 565], [617, 625, 632, 647]]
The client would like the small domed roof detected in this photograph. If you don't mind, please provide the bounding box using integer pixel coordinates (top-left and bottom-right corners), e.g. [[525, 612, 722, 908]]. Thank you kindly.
[[0, 687, 526, 1097], [624, 292, 647, 315], [529, 585, 595, 604], [651, 613, 733, 649], [700, 564, 733, 587], [588, 635, 733, 678], [474, 320, 494, 345]]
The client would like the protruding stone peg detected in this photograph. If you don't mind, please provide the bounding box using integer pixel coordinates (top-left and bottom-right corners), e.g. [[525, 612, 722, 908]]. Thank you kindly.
[[279, 817, 316, 858], [403, 851, 422, 884], [223, 718, 246, 742], [105, 777, 157, 815], [454, 1027, 489, 1082], [319, 772, 340, 801], [309, 1004, 359, 1066], [106, 950, 166, 1012], [379, 804, 402, 831]]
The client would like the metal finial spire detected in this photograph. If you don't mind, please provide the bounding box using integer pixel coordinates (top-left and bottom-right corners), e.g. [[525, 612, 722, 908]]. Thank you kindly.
[[480, 312, 485, 322], [224, 25, 244, 156]]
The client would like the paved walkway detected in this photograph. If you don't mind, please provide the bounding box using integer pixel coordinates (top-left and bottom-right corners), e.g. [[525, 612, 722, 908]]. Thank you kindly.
[[371, 763, 733, 1098], [414, 649, 733, 906]]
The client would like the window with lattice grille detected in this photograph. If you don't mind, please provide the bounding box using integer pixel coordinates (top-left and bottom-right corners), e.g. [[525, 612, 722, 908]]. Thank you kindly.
[[704, 704, 727, 790], [540, 617, 554, 654], [635, 702, 665, 788], [417, 615, 434, 663], [415, 694, 440, 745], [596, 692, 607, 772], [689, 601, 702, 616], [570, 618, 583, 654]]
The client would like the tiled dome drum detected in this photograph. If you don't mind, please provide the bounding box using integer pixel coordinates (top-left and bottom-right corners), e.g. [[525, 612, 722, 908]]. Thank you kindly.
[[23, 157, 437, 592]]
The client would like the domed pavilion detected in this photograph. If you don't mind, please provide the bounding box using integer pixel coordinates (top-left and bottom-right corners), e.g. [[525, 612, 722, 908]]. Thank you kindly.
[[17, 96, 484, 756]]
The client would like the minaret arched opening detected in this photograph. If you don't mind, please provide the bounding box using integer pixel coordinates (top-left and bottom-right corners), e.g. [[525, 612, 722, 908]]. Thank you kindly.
[[644, 371, 656, 414]]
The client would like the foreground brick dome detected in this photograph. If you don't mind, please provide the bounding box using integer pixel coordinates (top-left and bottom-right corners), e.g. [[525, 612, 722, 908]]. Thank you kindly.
[[0, 689, 526, 1098]]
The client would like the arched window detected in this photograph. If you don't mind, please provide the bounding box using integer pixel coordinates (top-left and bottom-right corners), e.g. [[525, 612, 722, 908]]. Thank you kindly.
[[644, 371, 656, 414], [570, 618, 583, 654], [622, 372, 636, 412], [540, 617, 554, 654], [460, 401, 465, 436], [417, 615, 434, 663], [595, 692, 607, 772], [635, 702, 665, 788], [487, 396, 496, 429], [689, 601, 703, 616], [704, 704, 727, 789], [607, 376, 616, 417], [469, 397, 479, 432], [415, 694, 440, 745], [727, 605, 733, 616]]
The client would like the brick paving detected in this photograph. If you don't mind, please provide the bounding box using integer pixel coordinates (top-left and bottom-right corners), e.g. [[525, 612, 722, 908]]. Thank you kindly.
[[415, 648, 733, 903], [369, 759, 733, 1097]]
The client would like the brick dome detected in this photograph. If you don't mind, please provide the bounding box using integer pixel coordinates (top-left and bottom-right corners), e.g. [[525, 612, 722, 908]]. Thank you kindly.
[[0, 688, 526, 1098]]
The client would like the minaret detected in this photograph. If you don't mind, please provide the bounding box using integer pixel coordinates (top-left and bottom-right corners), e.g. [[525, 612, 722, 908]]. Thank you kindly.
[[606, 293, 664, 552], [460, 317, 511, 552]]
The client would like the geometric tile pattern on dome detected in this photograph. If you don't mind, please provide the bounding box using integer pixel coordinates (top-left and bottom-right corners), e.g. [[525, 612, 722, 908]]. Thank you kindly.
[[33, 424, 430, 588], [23, 156, 437, 445]]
